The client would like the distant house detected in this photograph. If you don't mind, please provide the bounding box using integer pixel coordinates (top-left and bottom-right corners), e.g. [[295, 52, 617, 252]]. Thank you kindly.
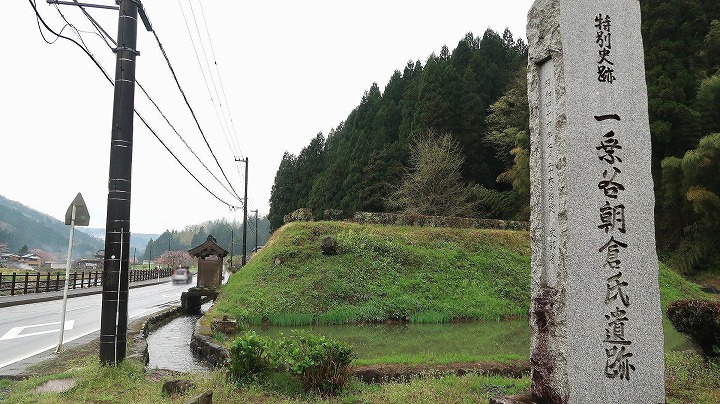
[[20, 254, 42, 269], [0, 253, 17, 266], [1, 253, 20, 262], [49, 262, 68, 270], [76, 258, 102, 270]]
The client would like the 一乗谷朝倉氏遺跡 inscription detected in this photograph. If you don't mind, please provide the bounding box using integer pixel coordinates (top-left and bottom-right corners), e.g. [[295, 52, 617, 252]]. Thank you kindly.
[[527, 0, 665, 403]]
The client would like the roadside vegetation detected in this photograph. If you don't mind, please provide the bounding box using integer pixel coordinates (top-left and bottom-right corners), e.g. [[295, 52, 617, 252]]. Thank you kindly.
[[1, 346, 718, 403]]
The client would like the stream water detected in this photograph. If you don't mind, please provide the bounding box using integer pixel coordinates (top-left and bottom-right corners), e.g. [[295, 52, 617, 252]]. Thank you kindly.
[[146, 303, 213, 372]]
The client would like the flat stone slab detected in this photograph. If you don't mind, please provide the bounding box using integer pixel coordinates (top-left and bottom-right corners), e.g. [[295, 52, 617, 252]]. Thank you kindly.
[[34, 378, 76, 393]]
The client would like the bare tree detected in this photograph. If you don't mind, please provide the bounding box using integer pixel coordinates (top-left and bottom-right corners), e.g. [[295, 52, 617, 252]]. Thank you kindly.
[[386, 131, 477, 217]]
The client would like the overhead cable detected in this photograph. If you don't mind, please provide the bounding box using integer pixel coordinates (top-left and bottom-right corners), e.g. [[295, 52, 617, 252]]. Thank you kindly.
[[28, 0, 241, 211], [197, 0, 244, 157], [73, 1, 243, 204], [149, 20, 244, 202], [183, 0, 239, 160]]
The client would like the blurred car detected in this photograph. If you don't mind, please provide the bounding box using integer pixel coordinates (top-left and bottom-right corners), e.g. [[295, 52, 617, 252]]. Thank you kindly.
[[171, 267, 193, 284]]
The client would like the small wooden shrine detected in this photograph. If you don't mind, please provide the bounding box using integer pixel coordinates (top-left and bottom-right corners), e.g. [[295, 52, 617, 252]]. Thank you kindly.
[[182, 235, 228, 313]]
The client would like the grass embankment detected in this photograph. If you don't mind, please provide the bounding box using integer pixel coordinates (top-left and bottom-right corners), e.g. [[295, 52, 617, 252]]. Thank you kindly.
[[215, 221, 531, 325], [212, 221, 709, 326]]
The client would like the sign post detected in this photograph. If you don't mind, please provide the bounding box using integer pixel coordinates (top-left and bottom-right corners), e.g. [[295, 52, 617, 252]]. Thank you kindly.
[[56, 193, 90, 353]]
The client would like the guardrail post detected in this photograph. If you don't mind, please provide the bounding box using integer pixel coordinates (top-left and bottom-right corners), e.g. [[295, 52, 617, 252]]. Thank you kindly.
[[11, 273, 17, 296], [24, 272, 28, 294], [35, 273, 40, 293], [55, 273, 61, 291], [45, 273, 51, 293]]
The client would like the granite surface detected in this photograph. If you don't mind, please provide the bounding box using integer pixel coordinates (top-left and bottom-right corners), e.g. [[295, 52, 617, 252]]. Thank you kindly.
[[527, 0, 665, 402]]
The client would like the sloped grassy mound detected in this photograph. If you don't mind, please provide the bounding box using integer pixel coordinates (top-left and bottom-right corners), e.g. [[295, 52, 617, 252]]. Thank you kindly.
[[213, 221, 709, 326], [215, 221, 531, 325]]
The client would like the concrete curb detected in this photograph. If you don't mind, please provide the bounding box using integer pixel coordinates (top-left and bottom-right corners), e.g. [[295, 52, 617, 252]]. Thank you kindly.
[[189, 318, 229, 368]]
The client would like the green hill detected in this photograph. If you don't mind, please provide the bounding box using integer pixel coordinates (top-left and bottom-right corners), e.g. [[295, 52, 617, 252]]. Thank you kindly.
[[0, 194, 103, 258], [213, 221, 708, 326]]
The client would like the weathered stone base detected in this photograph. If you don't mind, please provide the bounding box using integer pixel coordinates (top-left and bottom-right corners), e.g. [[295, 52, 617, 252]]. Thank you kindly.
[[181, 288, 218, 314], [489, 394, 534, 404]]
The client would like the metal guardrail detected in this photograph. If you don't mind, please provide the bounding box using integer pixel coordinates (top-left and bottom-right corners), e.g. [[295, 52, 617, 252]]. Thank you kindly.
[[0, 268, 173, 296]]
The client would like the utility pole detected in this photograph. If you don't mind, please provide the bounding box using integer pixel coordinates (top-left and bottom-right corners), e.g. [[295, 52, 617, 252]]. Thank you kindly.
[[229, 229, 234, 271], [251, 209, 258, 252], [236, 157, 249, 266], [98, 0, 152, 366], [167, 234, 171, 271]]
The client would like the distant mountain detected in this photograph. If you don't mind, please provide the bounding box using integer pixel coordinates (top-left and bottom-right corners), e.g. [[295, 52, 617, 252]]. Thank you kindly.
[[0, 194, 103, 259]]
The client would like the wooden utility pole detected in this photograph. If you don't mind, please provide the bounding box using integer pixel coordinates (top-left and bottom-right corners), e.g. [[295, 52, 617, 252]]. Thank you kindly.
[[251, 209, 258, 252], [235, 157, 249, 266]]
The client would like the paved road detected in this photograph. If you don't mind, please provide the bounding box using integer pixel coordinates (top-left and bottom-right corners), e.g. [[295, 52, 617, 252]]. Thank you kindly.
[[0, 279, 195, 376]]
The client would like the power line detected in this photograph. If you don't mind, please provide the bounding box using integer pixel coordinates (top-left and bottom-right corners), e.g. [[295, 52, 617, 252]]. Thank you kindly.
[[197, 0, 244, 157], [28, 0, 241, 210], [184, 0, 239, 160], [149, 18, 244, 202], [71, 2, 243, 205]]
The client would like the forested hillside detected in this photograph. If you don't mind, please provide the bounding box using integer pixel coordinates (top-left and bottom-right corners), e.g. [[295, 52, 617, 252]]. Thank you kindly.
[[269, 29, 528, 228], [0, 194, 103, 258], [141, 216, 271, 262], [270, 0, 720, 274]]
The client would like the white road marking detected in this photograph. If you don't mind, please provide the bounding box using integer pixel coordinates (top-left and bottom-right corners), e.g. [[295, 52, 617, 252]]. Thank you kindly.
[[0, 324, 96, 369], [0, 306, 169, 369], [0, 321, 75, 341], [67, 304, 95, 312]]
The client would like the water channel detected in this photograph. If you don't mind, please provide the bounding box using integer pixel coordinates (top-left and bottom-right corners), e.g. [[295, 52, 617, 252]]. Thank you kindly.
[[146, 303, 213, 372]]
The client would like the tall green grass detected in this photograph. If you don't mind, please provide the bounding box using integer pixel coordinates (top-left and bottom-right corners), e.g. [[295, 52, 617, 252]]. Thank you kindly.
[[408, 311, 451, 323]]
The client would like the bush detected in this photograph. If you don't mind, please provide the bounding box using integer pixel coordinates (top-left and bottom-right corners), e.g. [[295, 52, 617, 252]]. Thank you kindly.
[[226, 330, 355, 396], [226, 331, 273, 383], [277, 330, 355, 396], [667, 299, 720, 358]]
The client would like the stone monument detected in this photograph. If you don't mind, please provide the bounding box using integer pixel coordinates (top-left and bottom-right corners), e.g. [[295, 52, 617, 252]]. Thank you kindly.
[[527, 0, 664, 402]]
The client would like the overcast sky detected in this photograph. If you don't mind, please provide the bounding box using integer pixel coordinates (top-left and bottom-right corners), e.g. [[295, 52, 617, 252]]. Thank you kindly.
[[3, 1, 534, 234]]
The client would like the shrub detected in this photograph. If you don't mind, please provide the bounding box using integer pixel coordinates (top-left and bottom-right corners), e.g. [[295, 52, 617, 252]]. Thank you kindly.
[[278, 330, 355, 396], [226, 331, 273, 383], [667, 299, 720, 358]]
